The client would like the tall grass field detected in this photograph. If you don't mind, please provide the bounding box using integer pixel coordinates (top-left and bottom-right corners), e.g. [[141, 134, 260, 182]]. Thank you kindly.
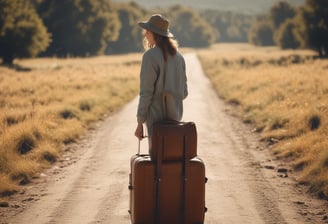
[[1, 44, 327, 203], [198, 44, 328, 200], [0, 54, 140, 196]]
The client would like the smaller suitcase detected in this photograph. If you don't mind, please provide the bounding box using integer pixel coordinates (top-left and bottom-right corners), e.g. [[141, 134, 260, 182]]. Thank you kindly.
[[151, 121, 197, 161]]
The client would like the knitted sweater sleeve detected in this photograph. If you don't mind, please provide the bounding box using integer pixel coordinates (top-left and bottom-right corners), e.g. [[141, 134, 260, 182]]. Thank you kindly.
[[136, 50, 159, 123]]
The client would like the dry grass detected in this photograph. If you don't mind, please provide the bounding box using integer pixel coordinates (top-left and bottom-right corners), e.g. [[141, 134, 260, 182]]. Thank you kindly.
[[0, 54, 141, 195], [198, 43, 328, 200]]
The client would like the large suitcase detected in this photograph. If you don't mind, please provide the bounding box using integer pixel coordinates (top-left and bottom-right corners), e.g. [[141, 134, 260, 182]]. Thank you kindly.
[[129, 154, 206, 224], [129, 119, 206, 224]]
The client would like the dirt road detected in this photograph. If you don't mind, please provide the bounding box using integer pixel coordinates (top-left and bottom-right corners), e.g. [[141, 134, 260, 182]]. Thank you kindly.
[[1, 53, 327, 224]]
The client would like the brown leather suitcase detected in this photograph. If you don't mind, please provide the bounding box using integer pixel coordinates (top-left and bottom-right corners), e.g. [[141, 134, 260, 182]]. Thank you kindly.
[[129, 155, 155, 224], [151, 121, 197, 161], [129, 154, 206, 224], [129, 119, 206, 223], [157, 157, 207, 224]]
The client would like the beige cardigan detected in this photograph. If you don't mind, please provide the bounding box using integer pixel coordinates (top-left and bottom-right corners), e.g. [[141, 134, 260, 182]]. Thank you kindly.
[[136, 46, 188, 135]]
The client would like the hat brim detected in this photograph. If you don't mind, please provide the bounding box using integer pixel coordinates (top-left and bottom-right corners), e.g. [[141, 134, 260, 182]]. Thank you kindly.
[[138, 22, 174, 38]]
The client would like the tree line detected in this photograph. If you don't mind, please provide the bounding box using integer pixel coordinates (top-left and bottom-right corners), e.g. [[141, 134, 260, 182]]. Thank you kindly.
[[1, 0, 326, 64], [249, 0, 328, 57], [0, 0, 253, 64]]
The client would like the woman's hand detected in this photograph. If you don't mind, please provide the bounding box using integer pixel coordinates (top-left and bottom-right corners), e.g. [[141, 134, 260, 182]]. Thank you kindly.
[[134, 123, 144, 140]]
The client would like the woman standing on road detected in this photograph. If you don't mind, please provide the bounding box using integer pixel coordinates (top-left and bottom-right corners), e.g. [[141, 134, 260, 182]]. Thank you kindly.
[[134, 14, 188, 145]]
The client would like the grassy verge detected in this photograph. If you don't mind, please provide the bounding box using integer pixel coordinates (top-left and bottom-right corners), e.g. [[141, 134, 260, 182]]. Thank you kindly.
[[198, 43, 328, 200], [0, 54, 141, 196]]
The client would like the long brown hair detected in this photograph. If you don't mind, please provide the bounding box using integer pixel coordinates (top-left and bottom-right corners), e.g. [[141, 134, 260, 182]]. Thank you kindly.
[[144, 32, 178, 61]]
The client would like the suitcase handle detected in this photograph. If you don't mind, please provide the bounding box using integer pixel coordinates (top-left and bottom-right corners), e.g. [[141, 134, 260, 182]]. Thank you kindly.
[[137, 124, 148, 155], [137, 139, 148, 155], [138, 140, 141, 155]]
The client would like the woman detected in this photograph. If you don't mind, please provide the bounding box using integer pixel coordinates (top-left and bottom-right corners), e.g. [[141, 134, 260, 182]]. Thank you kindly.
[[134, 14, 188, 143]]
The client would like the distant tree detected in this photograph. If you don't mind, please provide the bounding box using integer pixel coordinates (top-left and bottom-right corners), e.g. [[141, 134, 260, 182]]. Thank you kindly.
[[201, 10, 254, 43], [226, 25, 242, 42], [275, 18, 302, 49], [270, 0, 296, 29], [0, 0, 50, 65], [201, 10, 226, 42], [269, 0, 297, 46], [248, 17, 275, 46], [36, 0, 121, 56], [297, 0, 328, 57], [108, 2, 146, 54], [166, 5, 216, 47], [248, 1, 298, 47]]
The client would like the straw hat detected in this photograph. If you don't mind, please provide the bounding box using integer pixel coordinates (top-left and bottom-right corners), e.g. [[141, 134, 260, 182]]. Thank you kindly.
[[138, 14, 174, 38]]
